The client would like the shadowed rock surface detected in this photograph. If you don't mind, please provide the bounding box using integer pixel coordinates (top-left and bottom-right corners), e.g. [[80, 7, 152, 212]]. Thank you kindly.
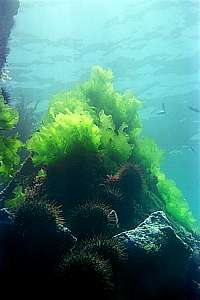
[[114, 211, 200, 300]]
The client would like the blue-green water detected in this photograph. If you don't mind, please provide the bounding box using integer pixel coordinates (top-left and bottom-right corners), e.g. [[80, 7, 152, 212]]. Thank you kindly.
[[3, 0, 200, 221]]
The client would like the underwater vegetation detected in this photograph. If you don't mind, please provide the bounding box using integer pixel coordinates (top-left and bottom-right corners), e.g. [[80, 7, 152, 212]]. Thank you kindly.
[[0, 91, 42, 205], [1, 66, 200, 299], [26, 65, 198, 231], [0, 92, 22, 182]]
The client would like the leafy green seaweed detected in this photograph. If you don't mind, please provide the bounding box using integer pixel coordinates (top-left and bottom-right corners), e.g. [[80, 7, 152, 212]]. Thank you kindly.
[[0, 94, 18, 130], [27, 66, 198, 231], [0, 95, 22, 181], [27, 112, 101, 166], [132, 137, 164, 173], [156, 171, 197, 231]]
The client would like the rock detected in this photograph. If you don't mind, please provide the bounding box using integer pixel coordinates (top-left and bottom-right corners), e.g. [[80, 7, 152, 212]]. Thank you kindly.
[[114, 211, 193, 300], [0, 0, 20, 71], [182, 233, 200, 300]]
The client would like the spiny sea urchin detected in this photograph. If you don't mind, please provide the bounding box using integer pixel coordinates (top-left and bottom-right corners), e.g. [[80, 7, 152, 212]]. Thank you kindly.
[[9, 199, 77, 277], [58, 249, 114, 300], [14, 199, 64, 236], [81, 235, 128, 270], [67, 200, 119, 240]]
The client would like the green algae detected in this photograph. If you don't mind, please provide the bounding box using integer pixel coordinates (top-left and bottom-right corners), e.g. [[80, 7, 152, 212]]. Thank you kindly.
[[0, 94, 22, 182], [26, 66, 198, 231]]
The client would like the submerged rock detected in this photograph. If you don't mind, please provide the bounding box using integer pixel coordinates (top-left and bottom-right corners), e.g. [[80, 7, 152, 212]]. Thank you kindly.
[[114, 211, 193, 300]]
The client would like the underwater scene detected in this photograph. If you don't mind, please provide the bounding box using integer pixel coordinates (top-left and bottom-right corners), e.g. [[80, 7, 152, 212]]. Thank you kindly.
[[0, 0, 200, 299]]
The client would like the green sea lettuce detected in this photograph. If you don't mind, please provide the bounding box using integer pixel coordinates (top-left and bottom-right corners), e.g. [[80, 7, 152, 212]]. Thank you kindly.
[[0, 94, 18, 130], [156, 171, 197, 231], [27, 66, 198, 231], [27, 112, 101, 166], [0, 95, 22, 181]]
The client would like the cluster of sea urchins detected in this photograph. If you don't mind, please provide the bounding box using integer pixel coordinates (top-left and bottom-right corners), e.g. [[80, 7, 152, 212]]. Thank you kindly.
[[4, 162, 147, 296], [53, 163, 145, 297]]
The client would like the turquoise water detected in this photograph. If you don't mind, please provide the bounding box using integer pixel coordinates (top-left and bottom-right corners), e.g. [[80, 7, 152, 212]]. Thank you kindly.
[[3, 0, 200, 221]]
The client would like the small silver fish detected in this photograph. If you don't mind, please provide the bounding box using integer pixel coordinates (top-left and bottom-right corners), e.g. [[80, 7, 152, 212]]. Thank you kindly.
[[188, 106, 200, 113], [156, 103, 166, 115], [152, 103, 166, 115]]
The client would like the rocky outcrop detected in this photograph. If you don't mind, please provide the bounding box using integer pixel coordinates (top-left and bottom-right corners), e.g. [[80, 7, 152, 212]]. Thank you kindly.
[[1, 205, 200, 299], [114, 211, 199, 300], [0, 0, 20, 71]]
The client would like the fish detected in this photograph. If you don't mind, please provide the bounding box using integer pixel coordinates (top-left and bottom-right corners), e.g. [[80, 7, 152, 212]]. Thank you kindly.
[[168, 149, 182, 155], [151, 103, 166, 115], [156, 103, 166, 115], [190, 146, 195, 153], [108, 209, 119, 227], [182, 145, 197, 153], [179, 118, 186, 123], [188, 106, 200, 113]]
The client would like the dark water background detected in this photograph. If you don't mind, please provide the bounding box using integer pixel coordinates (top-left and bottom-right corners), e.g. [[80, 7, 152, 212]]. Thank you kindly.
[[2, 0, 200, 221]]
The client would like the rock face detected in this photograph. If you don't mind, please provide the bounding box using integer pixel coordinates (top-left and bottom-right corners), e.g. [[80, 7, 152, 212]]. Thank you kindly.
[[0, 0, 20, 71], [114, 211, 198, 300], [0, 208, 13, 273]]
